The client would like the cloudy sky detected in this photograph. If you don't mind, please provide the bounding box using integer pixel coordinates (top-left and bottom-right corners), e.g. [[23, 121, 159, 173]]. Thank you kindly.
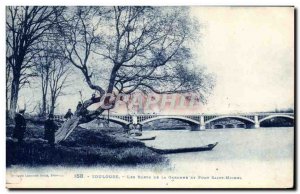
[[18, 7, 294, 115]]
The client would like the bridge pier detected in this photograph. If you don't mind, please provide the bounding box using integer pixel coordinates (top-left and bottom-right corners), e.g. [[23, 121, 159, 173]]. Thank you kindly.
[[132, 115, 138, 125], [254, 115, 260, 128], [200, 115, 206, 130]]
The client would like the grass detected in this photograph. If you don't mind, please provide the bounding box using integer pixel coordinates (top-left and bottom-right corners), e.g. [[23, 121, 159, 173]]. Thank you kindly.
[[6, 121, 168, 167]]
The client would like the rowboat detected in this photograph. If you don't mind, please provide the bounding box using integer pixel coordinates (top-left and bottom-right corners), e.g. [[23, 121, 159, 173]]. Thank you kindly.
[[147, 142, 218, 154]]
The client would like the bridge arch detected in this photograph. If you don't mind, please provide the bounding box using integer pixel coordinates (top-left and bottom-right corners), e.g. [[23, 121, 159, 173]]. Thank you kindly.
[[140, 115, 199, 125], [205, 115, 255, 125], [259, 114, 294, 123]]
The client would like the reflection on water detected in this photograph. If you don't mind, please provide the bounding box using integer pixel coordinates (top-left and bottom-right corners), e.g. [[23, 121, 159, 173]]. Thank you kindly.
[[142, 127, 294, 163]]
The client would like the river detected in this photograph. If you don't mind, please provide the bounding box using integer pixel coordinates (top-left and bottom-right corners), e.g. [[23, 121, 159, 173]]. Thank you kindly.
[[142, 127, 294, 163], [137, 127, 294, 188], [7, 127, 294, 188]]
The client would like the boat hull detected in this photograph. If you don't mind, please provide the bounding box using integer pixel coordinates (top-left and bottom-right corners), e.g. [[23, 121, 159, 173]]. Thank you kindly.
[[147, 142, 218, 154]]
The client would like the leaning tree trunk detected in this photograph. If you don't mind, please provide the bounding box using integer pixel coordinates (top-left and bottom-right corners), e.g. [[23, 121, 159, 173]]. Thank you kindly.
[[54, 96, 107, 143], [55, 110, 105, 143], [55, 115, 81, 143]]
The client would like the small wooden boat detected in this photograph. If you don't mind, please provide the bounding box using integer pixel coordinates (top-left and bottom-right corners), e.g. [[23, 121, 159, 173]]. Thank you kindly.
[[147, 142, 218, 154], [133, 136, 156, 141]]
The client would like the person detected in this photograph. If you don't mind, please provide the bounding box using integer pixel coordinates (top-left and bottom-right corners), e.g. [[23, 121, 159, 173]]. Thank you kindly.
[[64, 109, 73, 120], [13, 109, 27, 143], [76, 101, 82, 111], [90, 93, 101, 103], [91, 93, 96, 102], [44, 114, 58, 147]]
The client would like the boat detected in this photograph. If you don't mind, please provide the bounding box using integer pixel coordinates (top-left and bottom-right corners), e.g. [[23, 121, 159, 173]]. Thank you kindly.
[[147, 142, 218, 154], [133, 136, 156, 141]]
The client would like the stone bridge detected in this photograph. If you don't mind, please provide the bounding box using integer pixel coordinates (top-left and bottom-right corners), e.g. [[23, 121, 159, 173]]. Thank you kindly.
[[54, 112, 294, 130]]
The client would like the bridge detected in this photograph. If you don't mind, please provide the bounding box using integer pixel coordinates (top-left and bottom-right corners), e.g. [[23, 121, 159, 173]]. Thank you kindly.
[[54, 112, 294, 130]]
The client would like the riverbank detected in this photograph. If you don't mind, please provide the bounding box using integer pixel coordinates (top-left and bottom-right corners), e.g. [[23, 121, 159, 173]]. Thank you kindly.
[[6, 122, 168, 167]]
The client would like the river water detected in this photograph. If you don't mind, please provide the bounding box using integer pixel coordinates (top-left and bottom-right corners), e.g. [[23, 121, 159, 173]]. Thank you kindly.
[[142, 127, 294, 162], [138, 127, 294, 188], [7, 127, 294, 188]]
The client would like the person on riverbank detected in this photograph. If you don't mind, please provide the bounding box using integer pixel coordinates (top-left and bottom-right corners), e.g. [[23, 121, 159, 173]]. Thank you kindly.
[[44, 114, 58, 147], [76, 101, 82, 111], [13, 109, 26, 143], [64, 109, 73, 120]]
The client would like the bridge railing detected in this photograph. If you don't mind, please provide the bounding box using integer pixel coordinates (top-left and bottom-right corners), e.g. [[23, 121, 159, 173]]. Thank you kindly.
[[54, 112, 294, 123]]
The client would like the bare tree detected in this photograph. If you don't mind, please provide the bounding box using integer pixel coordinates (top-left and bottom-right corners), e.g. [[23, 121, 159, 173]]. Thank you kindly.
[[55, 6, 214, 142], [6, 6, 64, 118], [34, 44, 52, 116], [33, 36, 71, 116], [34, 36, 66, 116], [48, 58, 71, 114]]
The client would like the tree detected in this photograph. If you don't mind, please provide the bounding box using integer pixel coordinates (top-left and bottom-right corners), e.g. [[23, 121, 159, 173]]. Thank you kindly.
[[34, 36, 69, 116], [48, 58, 71, 114], [33, 34, 72, 116], [6, 6, 64, 118], [34, 42, 52, 116], [55, 6, 214, 143]]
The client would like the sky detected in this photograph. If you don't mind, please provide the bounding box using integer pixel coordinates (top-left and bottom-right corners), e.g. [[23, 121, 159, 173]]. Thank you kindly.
[[191, 7, 294, 113], [17, 7, 294, 115]]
